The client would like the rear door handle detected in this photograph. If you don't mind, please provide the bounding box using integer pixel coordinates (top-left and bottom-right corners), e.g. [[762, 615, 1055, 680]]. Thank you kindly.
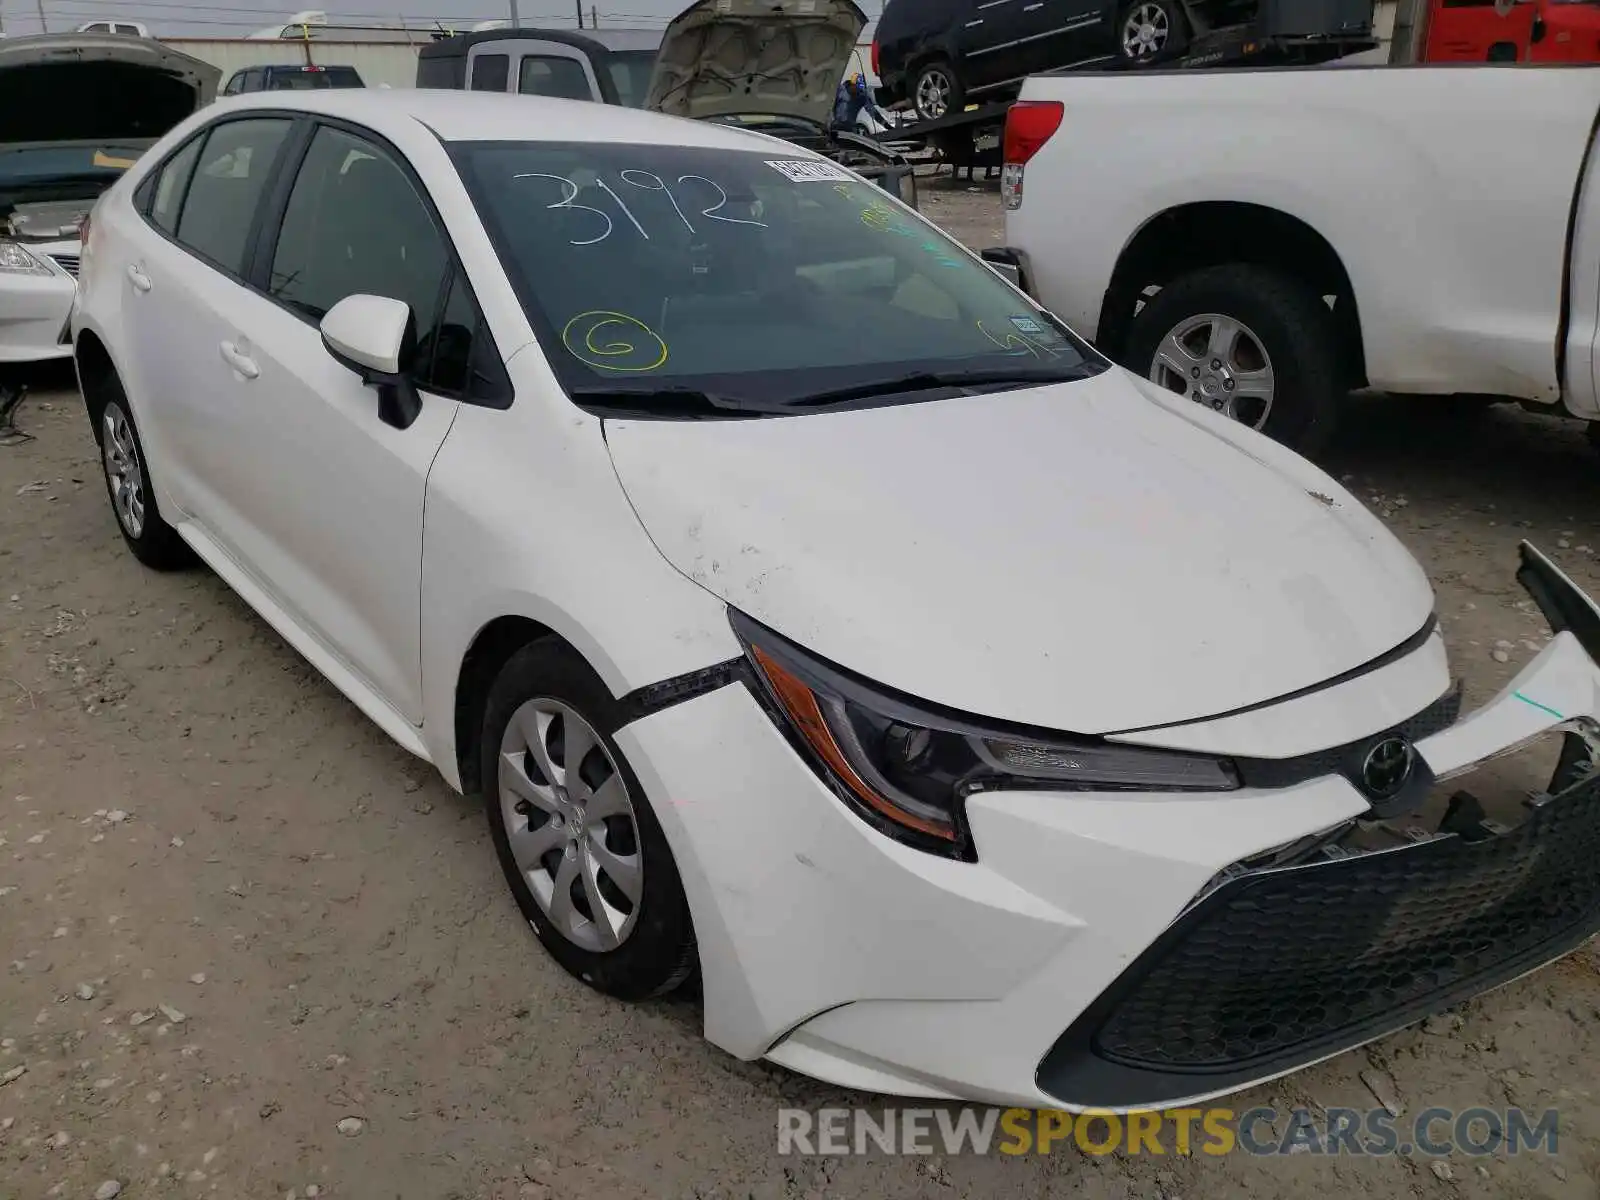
[[126, 264, 151, 293], [219, 340, 259, 380]]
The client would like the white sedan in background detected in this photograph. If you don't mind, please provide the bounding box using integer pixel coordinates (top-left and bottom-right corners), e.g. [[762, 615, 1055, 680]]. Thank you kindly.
[[72, 87, 1600, 1110], [0, 32, 218, 362]]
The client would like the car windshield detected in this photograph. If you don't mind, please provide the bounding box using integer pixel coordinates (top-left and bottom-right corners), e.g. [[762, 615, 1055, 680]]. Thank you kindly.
[[451, 140, 1102, 414], [0, 143, 144, 188], [606, 51, 658, 107]]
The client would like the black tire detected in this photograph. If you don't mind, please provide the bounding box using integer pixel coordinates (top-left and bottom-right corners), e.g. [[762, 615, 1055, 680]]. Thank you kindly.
[[480, 638, 697, 1001], [911, 57, 964, 122], [1116, 0, 1190, 63], [89, 378, 194, 570], [1124, 264, 1344, 455]]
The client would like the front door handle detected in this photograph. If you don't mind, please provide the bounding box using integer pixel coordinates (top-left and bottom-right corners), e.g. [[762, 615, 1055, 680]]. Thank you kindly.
[[219, 340, 259, 380], [126, 264, 151, 293]]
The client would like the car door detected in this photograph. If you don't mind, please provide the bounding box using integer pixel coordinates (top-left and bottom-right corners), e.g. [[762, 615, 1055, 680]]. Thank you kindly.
[[956, 0, 1040, 89], [1027, 0, 1119, 71], [187, 121, 465, 724], [121, 116, 295, 523]]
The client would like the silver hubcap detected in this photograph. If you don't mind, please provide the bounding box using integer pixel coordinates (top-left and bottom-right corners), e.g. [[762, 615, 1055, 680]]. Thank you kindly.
[[102, 401, 146, 538], [1122, 3, 1171, 56], [1150, 312, 1276, 430], [498, 698, 642, 953], [916, 69, 950, 119]]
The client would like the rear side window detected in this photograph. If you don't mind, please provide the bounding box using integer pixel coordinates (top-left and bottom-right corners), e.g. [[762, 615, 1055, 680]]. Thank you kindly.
[[517, 56, 591, 100], [149, 135, 202, 235], [470, 54, 509, 91], [174, 118, 292, 275]]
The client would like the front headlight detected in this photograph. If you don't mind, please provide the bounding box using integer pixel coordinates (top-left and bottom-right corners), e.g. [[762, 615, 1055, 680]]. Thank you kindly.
[[0, 241, 54, 276], [731, 611, 1239, 857]]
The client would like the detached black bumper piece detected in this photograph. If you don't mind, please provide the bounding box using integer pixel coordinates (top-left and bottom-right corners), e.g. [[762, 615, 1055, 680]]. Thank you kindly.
[[1037, 766, 1600, 1109]]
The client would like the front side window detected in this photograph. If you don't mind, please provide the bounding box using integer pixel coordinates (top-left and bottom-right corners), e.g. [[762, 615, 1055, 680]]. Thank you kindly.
[[453, 140, 1101, 414], [174, 118, 292, 274], [267, 125, 449, 347], [470, 54, 510, 91], [518, 55, 591, 100]]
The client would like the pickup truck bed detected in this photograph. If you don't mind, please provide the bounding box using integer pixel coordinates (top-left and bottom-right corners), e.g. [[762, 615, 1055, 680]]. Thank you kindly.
[[998, 64, 1600, 451]]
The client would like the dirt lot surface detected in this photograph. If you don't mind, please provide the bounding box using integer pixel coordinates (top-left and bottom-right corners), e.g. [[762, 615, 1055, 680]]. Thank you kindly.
[[5, 174, 1600, 1199]]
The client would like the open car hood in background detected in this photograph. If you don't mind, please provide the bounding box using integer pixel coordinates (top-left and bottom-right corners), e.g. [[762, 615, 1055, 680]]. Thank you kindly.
[[0, 33, 220, 144], [645, 0, 866, 126]]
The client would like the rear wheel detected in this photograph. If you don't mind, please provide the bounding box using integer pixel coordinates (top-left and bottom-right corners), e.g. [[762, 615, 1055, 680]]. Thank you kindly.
[[94, 383, 194, 570], [1125, 264, 1343, 454], [912, 58, 964, 121], [1117, 0, 1190, 62], [481, 638, 697, 1001]]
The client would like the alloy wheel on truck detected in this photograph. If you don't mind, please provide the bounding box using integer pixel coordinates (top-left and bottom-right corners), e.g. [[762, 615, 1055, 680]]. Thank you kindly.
[[1125, 264, 1343, 455], [913, 59, 962, 121], [1118, 0, 1188, 61]]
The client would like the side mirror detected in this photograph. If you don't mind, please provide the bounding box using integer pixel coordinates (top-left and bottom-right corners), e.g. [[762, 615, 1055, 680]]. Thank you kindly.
[[320, 294, 423, 430]]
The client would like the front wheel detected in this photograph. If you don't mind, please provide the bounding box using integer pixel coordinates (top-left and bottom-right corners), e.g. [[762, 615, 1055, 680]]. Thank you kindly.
[[1117, 0, 1190, 62], [1124, 264, 1343, 455], [912, 58, 964, 121], [481, 638, 697, 1001]]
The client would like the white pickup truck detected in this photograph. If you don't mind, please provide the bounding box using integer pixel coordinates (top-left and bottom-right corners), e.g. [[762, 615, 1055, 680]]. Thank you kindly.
[[992, 65, 1600, 453]]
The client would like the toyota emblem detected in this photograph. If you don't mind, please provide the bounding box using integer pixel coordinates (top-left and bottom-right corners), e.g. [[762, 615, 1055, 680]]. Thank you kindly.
[[1361, 736, 1415, 800]]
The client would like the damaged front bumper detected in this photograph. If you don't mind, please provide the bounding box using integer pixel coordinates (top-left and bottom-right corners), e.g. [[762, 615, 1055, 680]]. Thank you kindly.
[[1036, 542, 1600, 1108]]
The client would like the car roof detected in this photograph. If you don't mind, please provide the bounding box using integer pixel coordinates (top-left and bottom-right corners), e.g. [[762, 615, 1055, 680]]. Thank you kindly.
[[417, 27, 662, 58], [211, 88, 802, 154]]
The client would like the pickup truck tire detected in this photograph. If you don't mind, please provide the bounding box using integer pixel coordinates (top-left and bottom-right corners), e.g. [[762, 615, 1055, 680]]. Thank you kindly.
[[1125, 264, 1342, 455], [912, 58, 964, 121]]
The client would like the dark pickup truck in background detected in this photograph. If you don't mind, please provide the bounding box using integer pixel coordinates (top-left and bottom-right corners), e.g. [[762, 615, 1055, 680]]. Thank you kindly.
[[221, 64, 365, 94]]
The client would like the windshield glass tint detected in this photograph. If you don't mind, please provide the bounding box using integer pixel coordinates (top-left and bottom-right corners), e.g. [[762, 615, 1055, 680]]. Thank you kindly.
[[0, 144, 142, 186], [453, 141, 1100, 407]]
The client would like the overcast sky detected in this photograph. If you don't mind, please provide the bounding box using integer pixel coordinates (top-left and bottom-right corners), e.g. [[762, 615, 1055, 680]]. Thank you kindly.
[[2, 0, 880, 36]]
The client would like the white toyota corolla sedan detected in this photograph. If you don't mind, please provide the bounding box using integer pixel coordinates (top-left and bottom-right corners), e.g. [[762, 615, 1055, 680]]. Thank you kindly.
[[71, 87, 1600, 1111]]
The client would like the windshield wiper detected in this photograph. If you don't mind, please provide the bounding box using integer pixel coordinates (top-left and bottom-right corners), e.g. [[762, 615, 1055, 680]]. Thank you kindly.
[[781, 366, 1102, 409], [570, 386, 792, 419]]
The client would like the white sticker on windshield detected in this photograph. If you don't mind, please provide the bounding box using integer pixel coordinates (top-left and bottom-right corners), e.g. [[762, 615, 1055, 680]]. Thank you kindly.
[[766, 159, 855, 183]]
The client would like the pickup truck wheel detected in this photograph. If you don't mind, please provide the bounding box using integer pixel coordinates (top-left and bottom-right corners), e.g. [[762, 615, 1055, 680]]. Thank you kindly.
[[1126, 265, 1341, 454], [912, 59, 963, 121], [1118, 0, 1189, 62]]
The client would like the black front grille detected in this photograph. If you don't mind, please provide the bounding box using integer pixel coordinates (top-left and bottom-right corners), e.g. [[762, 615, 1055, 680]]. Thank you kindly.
[[1037, 754, 1600, 1108], [50, 254, 79, 278]]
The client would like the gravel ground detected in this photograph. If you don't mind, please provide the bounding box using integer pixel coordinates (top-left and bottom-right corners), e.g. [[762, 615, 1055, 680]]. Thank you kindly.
[[4, 175, 1600, 1198]]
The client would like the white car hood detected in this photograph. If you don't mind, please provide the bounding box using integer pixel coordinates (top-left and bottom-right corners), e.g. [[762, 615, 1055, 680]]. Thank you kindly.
[[645, 0, 865, 126], [604, 374, 1436, 734]]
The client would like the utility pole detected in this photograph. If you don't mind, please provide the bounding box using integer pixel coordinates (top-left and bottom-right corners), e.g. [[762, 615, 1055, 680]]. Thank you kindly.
[[589, 4, 597, 26], [575, 0, 583, 26], [35, 0, 48, 33], [508, 0, 520, 27]]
